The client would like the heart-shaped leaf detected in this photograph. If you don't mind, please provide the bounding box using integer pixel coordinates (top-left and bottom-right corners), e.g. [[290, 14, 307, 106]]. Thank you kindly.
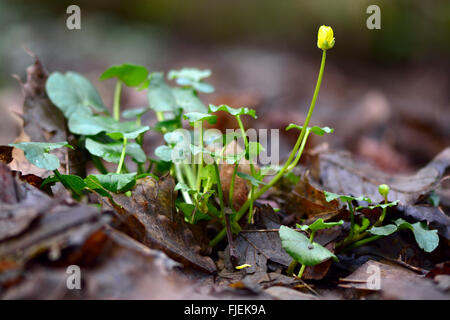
[[85, 138, 146, 163], [68, 110, 149, 139], [183, 112, 217, 125], [279, 225, 338, 266], [100, 64, 149, 87], [85, 172, 137, 193], [394, 218, 439, 252], [324, 191, 372, 204], [172, 88, 207, 113], [208, 104, 257, 119], [122, 107, 149, 119], [46, 72, 108, 118], [368, 224, 398, 236], [147, 72, 179, 113], [285, 124, 334, 136], [297, 218, 344, 232], [10, 142, 72, 170]]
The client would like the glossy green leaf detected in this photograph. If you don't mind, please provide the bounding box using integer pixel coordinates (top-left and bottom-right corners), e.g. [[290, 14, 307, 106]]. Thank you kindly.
[[147, 72, 179, 113], [168, 68, 211, 82], [285, 123, 334, 136], [172, 88, 207, 113], [279, 225, 338, 266], [42, 173, 86, 191], [297, 218, 344, 232], [208, 104, 257, 119], [155, 145, 173, 162], [68, 110, 149, 139], [85, 138, 146, 163], [356, 200, 399, 211], [394, 218, 439, 252], [10, 142, 72, 171], [324, 191, 372, 204], [46, 72, 107, 118], [122, 107, 149, 119], [85, 172, 137, 193], [100, 64, 149, 87], [183, 112, 217, 125], [368, 224, 398, 236]]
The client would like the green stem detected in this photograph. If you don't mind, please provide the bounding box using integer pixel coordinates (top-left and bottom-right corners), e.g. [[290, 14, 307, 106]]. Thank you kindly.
[[113, 81, 123, 121], [348, 202, 355, 242], [287, 260, 298, 277], [342, 235, 383, 253], [229, 163, 238, 205], [213, 161, 225, 217], [209, 50, 328, 247], [174, 163, 193, 204], [116, 137, 127, 174], [196, 121, 203, 190], [297, 264, 306, 279], [286, 129, 310, 171], [247, 186, 255, 224], [182, 164, 196, 189]]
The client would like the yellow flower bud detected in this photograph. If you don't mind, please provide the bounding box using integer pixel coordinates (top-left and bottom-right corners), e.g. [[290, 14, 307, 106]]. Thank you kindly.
[[317, 25, 335, 50]]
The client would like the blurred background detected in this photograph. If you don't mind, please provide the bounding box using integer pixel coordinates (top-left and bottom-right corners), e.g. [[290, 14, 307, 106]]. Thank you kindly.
[[1, 0, 449, 173]]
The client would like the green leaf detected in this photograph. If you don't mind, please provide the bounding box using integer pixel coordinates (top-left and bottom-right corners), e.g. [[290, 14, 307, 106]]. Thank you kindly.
[[208, 104, 257, 119], [122, 107, 149, 119], [168, 68, 214, 93], [297, 218, 344, 232], [285, 124, 334, 136], [10, 142, 72, 170], [174, 181, 192, 192], [46, 72, 107, 118], [42, 173, 86, 191], [177, 202, 211, 223], [163, 131, 189, 146], [279, 225, 338, 266], [394, 219, 439, 252], [368, 224, 398, 236], [152, 119, 181, 133], [147, 72, 179, 113], [100, 64, 149, 87], [68, 110, 149, 139], [237, 172, 266, 187], [356, 200, 399, 211], [85, 173, 137, 193], [183, 112, 217, 125], [324, 191, 372, 204], [168, 68, 211, 82], [85, 138, 146, 163], [155, 145, 173, 162], [172, 88, 207, 113], [428, 192, 440, 207]]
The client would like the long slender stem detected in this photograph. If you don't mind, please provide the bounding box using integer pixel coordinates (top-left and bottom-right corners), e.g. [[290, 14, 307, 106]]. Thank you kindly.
[[113, 81, 122, 121], [116, 137, 127, 174], [196, 122, 203, 190], [229, 163, 238, 205], [287, 129, 310, 171], [209, 50, 328, 247], [214, 162, 225, 217], [287, 260, 298, 276], [174, 163, 193, 204]]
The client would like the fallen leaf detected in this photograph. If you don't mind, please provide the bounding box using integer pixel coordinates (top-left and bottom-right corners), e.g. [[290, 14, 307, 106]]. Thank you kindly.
[[0, 146, 13, 164], [109, 175, 216, 273], [314, 148, 450, 205]]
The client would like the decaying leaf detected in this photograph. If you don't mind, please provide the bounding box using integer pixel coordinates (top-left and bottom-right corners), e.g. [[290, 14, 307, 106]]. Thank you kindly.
[[314, 148, 450, 205], [16, 55, 85, 176], [109, 175, 216, 273], [0, 146, 13, 164], [224, 205, 291, 274]]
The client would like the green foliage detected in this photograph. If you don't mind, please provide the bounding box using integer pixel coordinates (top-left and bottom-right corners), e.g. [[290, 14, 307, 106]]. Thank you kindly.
[[122, 107, 149, 119], [285, 124, 334, 136], [208, 104, 257, 118], [46, 72, 108, 118], [168, 68, 214, 93], [296, 218, 343, 232], [368, 218, 439, 252], [85, 173, 137, 193], [279, 226, 338, 266], [85, 138, 146, 163], [183, 112, 217, 125], [9, 142, 72, 170], [324, 191, 372, 204], [42, 174, 86, 191], [100, 64, 149, 87]]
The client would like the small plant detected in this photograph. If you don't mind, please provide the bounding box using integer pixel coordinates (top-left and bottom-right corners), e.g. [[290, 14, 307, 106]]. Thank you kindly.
[[280, 219, 343, 279], [324, 185, 439, 253], [9, 26, 337, 257]]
